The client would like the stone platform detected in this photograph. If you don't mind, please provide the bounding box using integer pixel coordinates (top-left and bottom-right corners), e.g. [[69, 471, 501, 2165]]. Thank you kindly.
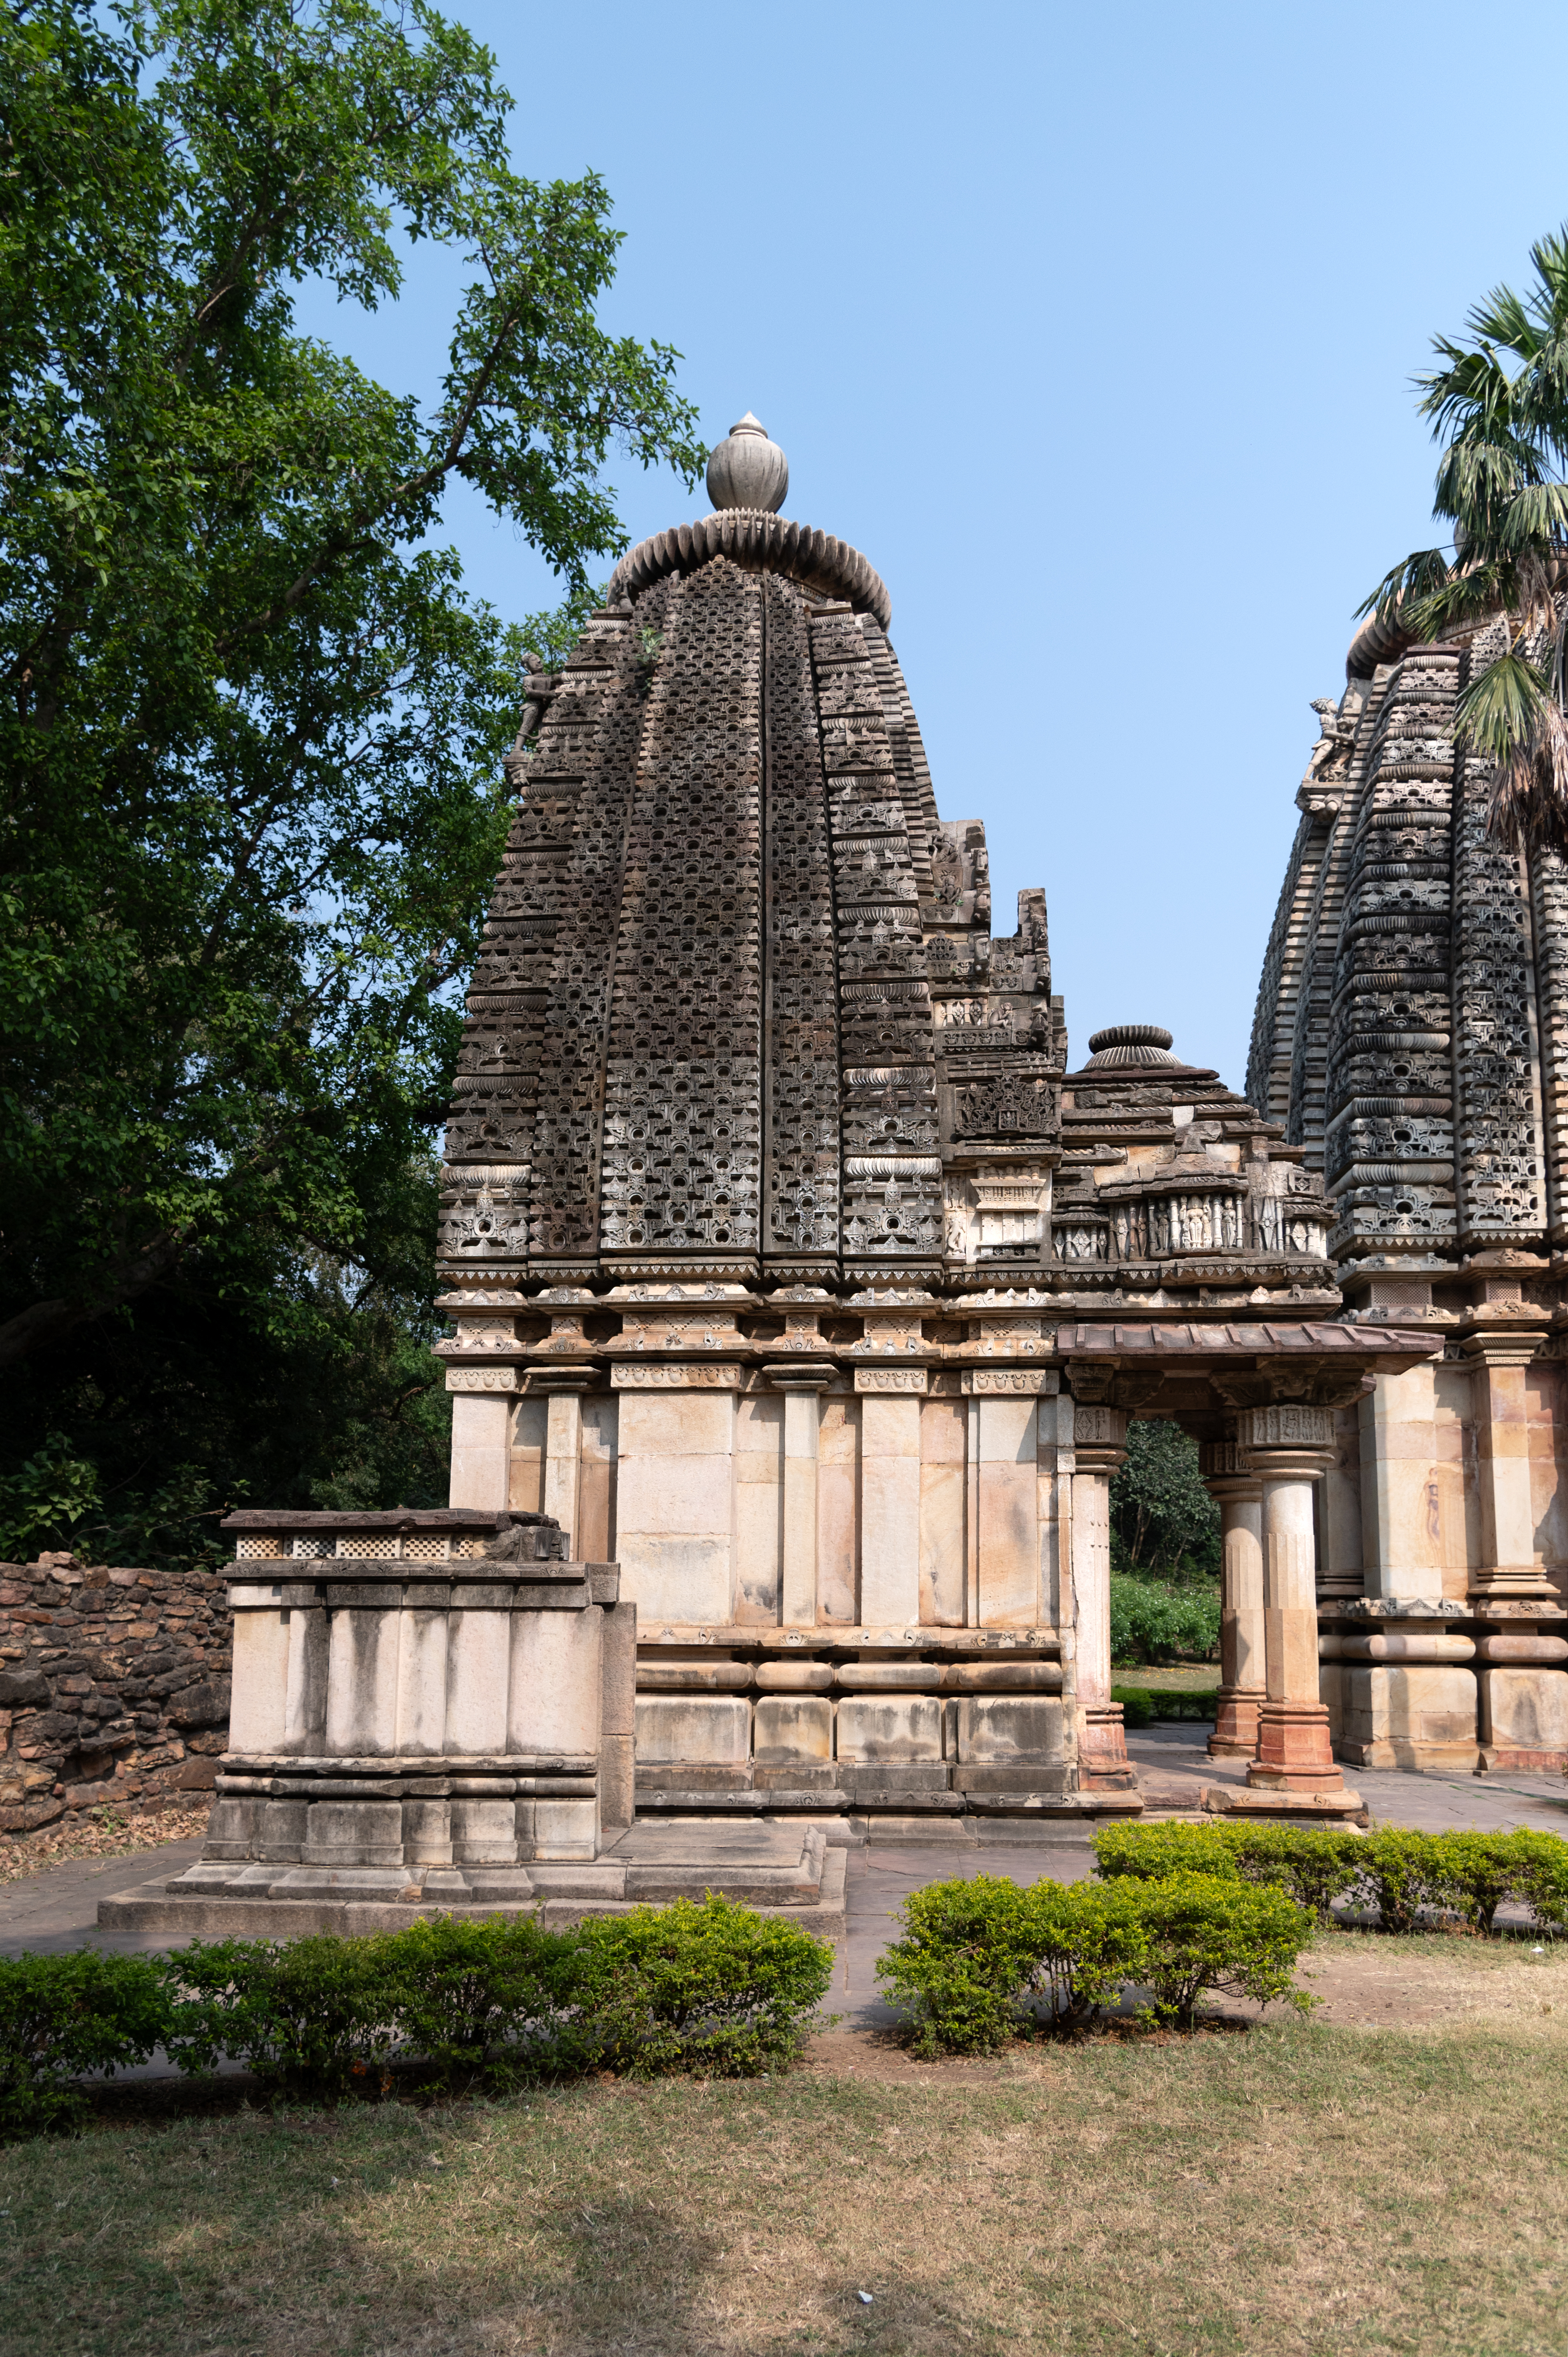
[[97, 1819, 847, 1940]]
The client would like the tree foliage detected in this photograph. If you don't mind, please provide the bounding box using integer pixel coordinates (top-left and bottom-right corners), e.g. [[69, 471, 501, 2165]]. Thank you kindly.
[[1108, 1419, 1219, 1579], [1360, 227, 1568, 852], [0, 0, 703, 1554]]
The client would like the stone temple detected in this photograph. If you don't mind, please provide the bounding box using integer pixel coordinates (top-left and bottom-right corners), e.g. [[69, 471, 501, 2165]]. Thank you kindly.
[[420, 418, 1435, 1834], [134, 413, 1561, 1934], [1249, 603, 1568, 1774]]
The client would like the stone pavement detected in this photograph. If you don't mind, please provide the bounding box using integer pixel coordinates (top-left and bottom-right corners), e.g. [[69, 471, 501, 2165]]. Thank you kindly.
[[1129, 1723, 1568, 1832]]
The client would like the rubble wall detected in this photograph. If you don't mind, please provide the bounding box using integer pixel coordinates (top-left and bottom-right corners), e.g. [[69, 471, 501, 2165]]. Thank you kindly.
[[0, 1560, 231, 1832]]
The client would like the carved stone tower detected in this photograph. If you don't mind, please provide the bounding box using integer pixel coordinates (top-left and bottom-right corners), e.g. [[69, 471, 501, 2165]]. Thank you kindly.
[[435, 419, 1431, 1820]]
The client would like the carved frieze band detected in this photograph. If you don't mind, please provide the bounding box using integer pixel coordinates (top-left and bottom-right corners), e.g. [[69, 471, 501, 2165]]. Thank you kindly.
[[1236, 1403, 1336, 1451], [611, 1363, 745, 1390], [854, 1367, 929, 1394]]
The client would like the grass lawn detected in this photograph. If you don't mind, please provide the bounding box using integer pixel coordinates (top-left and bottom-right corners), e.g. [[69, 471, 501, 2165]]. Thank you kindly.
[[5, 1939, 1568, 2357], [1110, 1663, 1219, 1692]]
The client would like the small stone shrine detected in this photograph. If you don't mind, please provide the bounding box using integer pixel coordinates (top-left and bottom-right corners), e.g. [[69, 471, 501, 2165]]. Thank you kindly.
[[1250, 603, 1568, 1773], [432, 413, 1434, 1831]]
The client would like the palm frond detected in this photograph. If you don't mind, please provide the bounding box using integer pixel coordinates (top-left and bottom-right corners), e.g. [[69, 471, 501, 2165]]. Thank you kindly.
[[1486, 699, 1568, 854], [1465, 284, 1541, 362], [1528, 228, 1568, 334], [1355, 548, 1452, 626], [1402, 556, 1518, 640], [1454, 647, 1551, 763]]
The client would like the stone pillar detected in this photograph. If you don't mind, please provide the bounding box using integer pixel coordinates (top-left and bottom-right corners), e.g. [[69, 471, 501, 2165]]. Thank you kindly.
[[1317, 1402, 1364, 1602], [856, 1369, 925, 1628], [1200, 1441, 1264, 1760], [1358, 1362, 1443, 1600], [767, 1367, 833, 1628], [1465, 1335, 1549, 1595], [1069, 1404, 1132, 1785], [1240, 1406, 1345, 1791], [541, 1376, 588, 1543], [448, 1380, 514, 1509]]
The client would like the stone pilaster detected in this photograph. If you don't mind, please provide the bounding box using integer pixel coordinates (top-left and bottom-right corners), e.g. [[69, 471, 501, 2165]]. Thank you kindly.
[[765, 1365, 835, 1627], [1200, 1440, 1264, 1760], [855, 1368, 926, 1627], [1238, 1405, 1348, 1793], [1357, 1361, 1444, 1600], [1069, 1404, 1133, 1787], [1465, 1333, 1554, 1596]]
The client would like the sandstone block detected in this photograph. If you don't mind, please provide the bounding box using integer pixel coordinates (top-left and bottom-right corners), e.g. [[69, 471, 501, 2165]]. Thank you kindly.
[[634, 1695, 750, 1765]]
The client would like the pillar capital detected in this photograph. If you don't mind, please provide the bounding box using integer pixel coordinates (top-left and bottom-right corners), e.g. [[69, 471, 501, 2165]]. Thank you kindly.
[[1200, 1439, 1263, 1501], [761, 1362, 836, 1391], [1073, 1402, 1129, 1472], [1235, 1403, 1336, 1480], [1460, 1330, 1547, 1372]]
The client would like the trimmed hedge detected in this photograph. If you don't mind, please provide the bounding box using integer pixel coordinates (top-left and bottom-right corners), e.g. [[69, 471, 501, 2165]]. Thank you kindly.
[[1092, 1822, 1568, 1934], [0, 1951, 169, 2136], [0, 1896, 835, 2135], [874, 1870, 1314, 2055], [1113, 1685, 1218, 1727]]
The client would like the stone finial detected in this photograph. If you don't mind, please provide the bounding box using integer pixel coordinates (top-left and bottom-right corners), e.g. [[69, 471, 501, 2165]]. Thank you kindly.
[[1084, 1024, 1178, 1069], [706, 412, 789, 514]]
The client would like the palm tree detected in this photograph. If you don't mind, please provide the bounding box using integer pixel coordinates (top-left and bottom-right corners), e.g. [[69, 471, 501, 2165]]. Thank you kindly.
[[1361, 229, 1568, 852]]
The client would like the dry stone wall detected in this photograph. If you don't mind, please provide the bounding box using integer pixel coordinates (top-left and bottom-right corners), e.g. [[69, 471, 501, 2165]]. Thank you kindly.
[[0, 1558, 231, 1832]]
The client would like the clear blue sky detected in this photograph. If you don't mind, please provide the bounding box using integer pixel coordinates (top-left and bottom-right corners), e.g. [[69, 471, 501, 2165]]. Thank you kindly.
[[302, 0, 1568, 1093]]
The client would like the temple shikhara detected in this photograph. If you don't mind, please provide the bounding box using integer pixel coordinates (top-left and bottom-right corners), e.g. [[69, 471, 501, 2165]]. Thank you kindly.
[[138, 413, 1568, 1930], [1249, 606, 1568, 1774]]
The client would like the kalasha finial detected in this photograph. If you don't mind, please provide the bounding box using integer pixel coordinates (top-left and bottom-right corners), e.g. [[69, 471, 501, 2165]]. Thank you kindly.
[[706, 412, 789, 514]]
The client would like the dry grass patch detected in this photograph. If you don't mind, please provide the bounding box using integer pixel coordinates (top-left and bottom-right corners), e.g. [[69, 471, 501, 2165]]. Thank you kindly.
[[3, 2009, 1567, 2357], [0, 1804, 210, 1888]]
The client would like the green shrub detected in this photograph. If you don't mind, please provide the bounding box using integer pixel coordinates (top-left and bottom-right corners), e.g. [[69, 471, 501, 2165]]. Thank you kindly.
[[1358, 1831, 1455, 1936], [1108, 1577, 1221, 1666], [1092, 1821, 1365, 1922], [1507, 1831, 1568, 1934], [163, 1934, 403, 2102], [0, 1951, 170, 2136], [875, 1869, 1313, 2054], [873, 1873, 1045, 2058], [1134, 1873, 1316, 2028], [1111, 1685, 1218, 1725], [377, 1913, 585, 2090], [1094, 1822, 1568, 1938], [572, 1896, 834, 2078], [1093, 1822, 1240, 1884]]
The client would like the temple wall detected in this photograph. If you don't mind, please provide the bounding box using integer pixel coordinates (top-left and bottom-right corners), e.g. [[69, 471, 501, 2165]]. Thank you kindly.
[[471, 1380, 1071, 1634], [459, 1378, 1072, 1797]]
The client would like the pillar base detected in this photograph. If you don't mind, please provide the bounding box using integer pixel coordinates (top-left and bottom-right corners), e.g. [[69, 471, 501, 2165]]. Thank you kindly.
[[1247, 1701, 1345, 1790], [1079, 1701, 1137, 1789], [1479, 1745, 1568, 1774], [1335, 1738, 1482, 1773], [1207, 1686, 1262, 1759], [1205, 1784, 1366, 1822]]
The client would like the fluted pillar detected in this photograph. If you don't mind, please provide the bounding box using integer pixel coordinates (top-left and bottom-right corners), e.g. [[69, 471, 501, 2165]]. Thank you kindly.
[[1200, 1440, 1264, 1759], [1239, 1405, 1345, 1792], [1070, 1404, 1133, 1786]]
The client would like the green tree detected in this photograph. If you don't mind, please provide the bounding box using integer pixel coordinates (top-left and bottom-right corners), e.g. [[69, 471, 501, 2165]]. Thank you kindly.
[[1108, 1421, 1219, 1579], [1360, 227, 1568, 853], [0, 0, 703, 1554]]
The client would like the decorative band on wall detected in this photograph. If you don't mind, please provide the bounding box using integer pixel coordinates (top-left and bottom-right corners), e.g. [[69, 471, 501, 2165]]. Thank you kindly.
[[610, 1363, 745, 1389], [854, 1367, 929, 1393], [961, 1368, 1062, 1394], [446, 1367, 523, 1392]]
